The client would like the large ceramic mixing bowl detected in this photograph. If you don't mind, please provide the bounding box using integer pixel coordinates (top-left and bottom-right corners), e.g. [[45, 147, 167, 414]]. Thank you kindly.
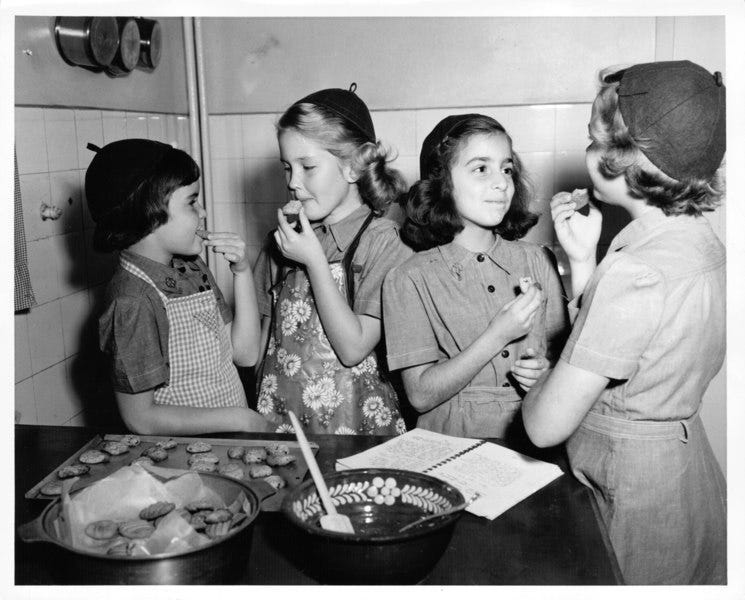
[[282, 468, 465, 584]]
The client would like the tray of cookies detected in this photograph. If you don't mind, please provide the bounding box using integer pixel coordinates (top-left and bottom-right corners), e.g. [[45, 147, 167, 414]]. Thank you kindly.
[[25, 434, 319, 512]]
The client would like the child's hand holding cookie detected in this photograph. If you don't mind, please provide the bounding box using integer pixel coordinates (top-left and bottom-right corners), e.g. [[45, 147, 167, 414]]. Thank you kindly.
[[200, 230, 251, 273]]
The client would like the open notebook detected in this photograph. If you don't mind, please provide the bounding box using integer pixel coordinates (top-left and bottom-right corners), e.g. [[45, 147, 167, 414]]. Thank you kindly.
[[336, 428, 563, 520]]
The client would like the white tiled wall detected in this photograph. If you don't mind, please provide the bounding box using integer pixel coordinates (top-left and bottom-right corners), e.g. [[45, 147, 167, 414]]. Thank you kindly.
[[14, 107, 191, 426]]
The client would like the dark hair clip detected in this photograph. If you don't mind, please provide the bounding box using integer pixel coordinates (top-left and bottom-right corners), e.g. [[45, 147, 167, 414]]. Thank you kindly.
[[87, 142, 101, 153], [348, 82, 358, 93], [714, 71, 723, 87]]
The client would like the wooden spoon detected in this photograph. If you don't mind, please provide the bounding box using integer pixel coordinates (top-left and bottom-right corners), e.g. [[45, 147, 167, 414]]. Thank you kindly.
[[287, 411, 355, 534]]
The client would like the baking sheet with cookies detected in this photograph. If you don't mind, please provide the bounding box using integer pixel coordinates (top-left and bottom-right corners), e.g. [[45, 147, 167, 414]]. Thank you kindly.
[[25, 434, 319, 511]]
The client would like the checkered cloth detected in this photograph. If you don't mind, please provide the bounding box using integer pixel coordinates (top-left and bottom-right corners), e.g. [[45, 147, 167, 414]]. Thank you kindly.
[[14, 149, 36, 312], [121, 259, 246, 408]]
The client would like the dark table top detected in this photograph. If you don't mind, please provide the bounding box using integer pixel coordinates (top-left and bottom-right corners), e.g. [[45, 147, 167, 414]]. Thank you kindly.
[[15, 424, 622, 585]]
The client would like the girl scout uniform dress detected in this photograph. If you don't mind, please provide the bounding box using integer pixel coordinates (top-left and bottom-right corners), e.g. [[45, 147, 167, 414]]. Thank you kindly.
[[562, 211, 726, 584], [99, 249, 247, 407], [255, 205, 412, 435], [383, 237, 568, 439]]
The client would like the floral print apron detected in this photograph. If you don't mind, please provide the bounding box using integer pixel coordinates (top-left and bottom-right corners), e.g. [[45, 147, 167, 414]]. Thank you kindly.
[[257, 214, 406, 435]]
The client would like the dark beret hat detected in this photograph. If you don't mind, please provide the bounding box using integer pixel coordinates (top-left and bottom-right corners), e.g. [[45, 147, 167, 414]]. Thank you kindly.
[[293, 83, 376, 143], [604, 60, 725, 181], [85, 138, 176, 223], [419, 114, 483, 180]]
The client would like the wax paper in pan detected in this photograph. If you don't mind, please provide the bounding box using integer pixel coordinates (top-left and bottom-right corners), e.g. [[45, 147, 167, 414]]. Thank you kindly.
[[56, 464, 225, 556]]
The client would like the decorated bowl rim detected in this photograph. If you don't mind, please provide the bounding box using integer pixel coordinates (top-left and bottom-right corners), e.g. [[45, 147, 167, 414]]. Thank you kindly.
[[281, 467, 466, 542]]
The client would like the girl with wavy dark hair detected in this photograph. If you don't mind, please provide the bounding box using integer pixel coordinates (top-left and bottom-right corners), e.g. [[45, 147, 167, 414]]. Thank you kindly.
[[383, 114, 568, 439], [253, 85, 412, 435]]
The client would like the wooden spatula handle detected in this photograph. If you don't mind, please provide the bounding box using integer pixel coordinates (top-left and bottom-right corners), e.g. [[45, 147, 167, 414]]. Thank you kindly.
[[288, 411, 338, 516]]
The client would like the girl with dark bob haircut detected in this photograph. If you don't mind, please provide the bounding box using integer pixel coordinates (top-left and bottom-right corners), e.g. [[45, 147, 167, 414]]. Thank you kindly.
[[382, 113, 569, 440], [401, 114, 537, 251], [92, 147, 201, 252], [86, 138, 269, 435]]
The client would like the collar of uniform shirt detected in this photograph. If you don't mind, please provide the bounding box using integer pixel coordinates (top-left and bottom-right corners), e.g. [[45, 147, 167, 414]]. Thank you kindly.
[[438, 236, 515, 277], [312, 203, 372, 252], [608, 209, 685, 253], [119, 248, 198, 295]]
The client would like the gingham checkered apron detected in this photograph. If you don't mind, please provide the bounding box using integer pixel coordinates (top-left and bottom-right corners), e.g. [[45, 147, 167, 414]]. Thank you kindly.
[[121, 259, 247, 408]]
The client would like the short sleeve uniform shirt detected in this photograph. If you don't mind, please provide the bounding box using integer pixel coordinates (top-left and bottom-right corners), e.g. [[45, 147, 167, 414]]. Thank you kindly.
[[383, 237, 569, 437], [562, 211, 726, 421]]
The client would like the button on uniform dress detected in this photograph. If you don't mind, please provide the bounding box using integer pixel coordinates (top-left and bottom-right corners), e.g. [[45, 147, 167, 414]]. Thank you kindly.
[[383, 237, 568, 439], [562, 212, 726, 584], [254, 205, 413, 435]]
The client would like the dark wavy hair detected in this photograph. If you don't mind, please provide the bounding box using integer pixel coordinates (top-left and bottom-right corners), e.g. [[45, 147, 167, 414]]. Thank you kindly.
[[401, 115, 537, 251], [93, 148, 200, 252], [277, 103, 407, 215], [589, 67, 724, 216]]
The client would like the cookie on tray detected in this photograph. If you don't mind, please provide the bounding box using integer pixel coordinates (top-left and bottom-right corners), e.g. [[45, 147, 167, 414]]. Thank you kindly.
[[85, 520, 119, 540], [265, 443, 290, 457], [120, 434, 141, 447], [101, 441, 129, 456], [141, 446, 168, 463], [242, 447, 267, 464], [187, 452, 219, 465], [40, 481, 63, 496], [190, 461, 217, 473], [79, 449, 109, 465], [227, 446, 245, 460], [248, 464, 272, 479], [139, 501, 175, 521], [131, 456, 154, 467], [263, 474, 287, 490], [58, 464, 90, 479], [267, 453, 296, 467], [155, 438, 178, 450], [186, 441, 212, 454], [218, 463, 244, 480]]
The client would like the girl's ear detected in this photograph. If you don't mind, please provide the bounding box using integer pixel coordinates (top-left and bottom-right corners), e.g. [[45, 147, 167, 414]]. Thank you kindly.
[[341, 160, 359, 184]]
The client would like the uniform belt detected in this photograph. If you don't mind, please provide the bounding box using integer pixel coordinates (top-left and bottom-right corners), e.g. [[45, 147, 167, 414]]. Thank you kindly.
[[579, 407, 701, 443]]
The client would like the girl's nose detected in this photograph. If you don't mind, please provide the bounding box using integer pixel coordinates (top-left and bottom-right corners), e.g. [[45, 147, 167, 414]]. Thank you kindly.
[[286, 171, 301, 192], [197, 204, 207, 218], [492, 172, 508, 191]]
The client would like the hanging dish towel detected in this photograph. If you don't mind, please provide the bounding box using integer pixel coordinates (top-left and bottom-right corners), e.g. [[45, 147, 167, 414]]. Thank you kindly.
[[14, 148, 36, 312]]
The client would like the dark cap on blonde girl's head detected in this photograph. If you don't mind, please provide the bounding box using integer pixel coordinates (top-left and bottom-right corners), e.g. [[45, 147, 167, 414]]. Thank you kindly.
[[604, 60, 725, 181], [419, 114, 483, 179], [85, 138, 176, 223], [293, 83, 376, 142]]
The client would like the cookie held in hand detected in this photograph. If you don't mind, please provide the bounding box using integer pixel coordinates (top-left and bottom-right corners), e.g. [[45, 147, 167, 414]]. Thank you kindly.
[[571, 188, 591, 215], [282, 200, 303, 232]]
